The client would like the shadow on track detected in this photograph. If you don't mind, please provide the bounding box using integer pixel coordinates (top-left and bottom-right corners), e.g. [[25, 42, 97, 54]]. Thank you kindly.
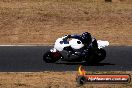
[[56, 62, 115, 66]]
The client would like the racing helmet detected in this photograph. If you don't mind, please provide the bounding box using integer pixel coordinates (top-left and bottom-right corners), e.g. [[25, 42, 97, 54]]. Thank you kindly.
[[81, 32, 92, 44]]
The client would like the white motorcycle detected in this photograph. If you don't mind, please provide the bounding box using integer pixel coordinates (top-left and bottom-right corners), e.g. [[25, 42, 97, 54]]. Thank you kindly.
[[43, 35, 109, 63]]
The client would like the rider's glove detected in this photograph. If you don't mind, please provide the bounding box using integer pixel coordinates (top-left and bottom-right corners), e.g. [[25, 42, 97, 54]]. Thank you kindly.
[[63, 35, 71, 40], [66, 35, 71, 38]]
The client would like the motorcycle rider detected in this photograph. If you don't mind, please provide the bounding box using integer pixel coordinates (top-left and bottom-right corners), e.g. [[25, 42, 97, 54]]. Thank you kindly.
[[80, 32, 98, 58], [63, 32, 98, 58], [64, 32, 98, 48]]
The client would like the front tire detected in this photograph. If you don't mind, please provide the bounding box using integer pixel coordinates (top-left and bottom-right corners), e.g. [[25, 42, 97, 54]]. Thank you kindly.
[[43, 51, 62, 63]]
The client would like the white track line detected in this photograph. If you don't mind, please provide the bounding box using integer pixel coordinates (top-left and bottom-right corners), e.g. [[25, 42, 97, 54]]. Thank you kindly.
[[0, 44, 54, 46]]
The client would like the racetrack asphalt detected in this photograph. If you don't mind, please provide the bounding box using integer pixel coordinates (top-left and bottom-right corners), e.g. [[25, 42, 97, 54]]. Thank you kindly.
[[0, 46, 131, 72]]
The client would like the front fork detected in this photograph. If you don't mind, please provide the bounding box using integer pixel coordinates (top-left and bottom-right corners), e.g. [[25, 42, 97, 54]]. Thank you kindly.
[[50, 48, 57, 52]]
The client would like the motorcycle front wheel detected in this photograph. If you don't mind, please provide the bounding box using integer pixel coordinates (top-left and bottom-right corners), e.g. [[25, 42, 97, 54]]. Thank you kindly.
[[43, 51, 63, 63]]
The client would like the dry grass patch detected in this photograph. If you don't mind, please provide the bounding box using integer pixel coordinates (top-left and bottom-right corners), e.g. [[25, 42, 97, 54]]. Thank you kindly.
[[0, 0, 131, 45], [0, 71, 132, 88]]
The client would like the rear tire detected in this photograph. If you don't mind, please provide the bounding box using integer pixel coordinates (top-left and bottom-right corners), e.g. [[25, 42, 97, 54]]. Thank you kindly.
[[94, 48, 106, 63], [85, 48, 106, 64], [43, 51, 62, 63]]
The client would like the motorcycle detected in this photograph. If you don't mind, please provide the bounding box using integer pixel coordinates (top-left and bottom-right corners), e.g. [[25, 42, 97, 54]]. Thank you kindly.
[[43, 34, 109, 64]]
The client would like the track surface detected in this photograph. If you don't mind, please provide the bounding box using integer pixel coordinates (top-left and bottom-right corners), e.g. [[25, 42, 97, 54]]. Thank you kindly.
[[0, 46, 131, 72]]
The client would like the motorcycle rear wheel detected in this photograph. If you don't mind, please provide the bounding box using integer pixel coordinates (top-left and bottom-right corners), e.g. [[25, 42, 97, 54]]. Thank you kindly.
[[95, 48, 106, 62], [85, 48, 106, 64]]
